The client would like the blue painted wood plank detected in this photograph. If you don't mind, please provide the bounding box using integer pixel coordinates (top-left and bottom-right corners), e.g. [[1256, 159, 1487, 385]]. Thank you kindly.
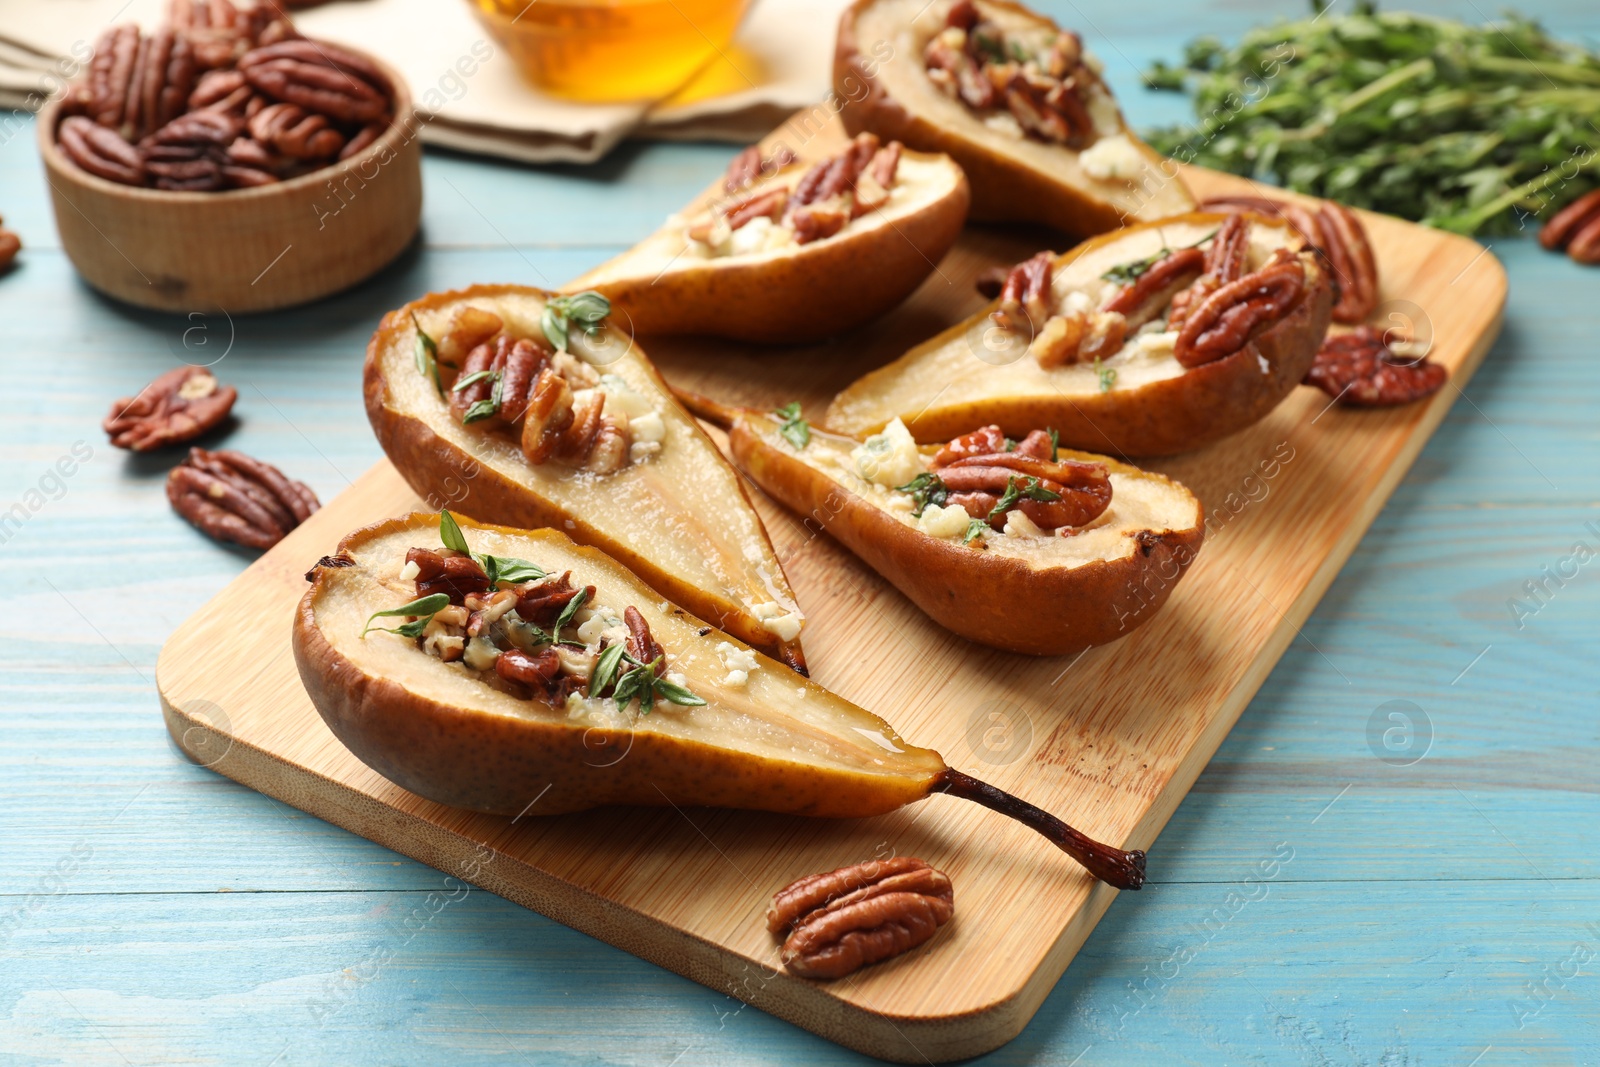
[[3, 882, 1596, 1064]]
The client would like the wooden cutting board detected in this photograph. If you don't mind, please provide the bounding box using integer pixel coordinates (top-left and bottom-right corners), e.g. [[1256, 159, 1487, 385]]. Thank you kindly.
[[155, 120, 1506, 1062]]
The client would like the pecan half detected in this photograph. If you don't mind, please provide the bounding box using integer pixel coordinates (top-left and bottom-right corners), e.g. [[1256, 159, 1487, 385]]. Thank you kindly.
[[167, 447, 319, 550], [937, 450, 1112, 530], [1303, 325, 1448, 407], [1102, 245, 1205, 327], [623, 605, 664, 666], [496, 647, 563, 690], [407, 546, 491, 603], [248, 101, 343, 160], [1173, 249, 1305, 368], [339, 121, 385, 161], [1168, 213, 1250, 330], [170, 0, 292, 69], [58, 116, 146, 186], [783, 133, 900, 238], [0, 227, 18, 272], [769, 858, 953, 981], [104, 365, 237, 451], [1030, 309, 1125, 369], [87, 25, 142, 131], [722, 143, 797, 192], [238, 40, 391, 125], [514, 571, 592, 627], [189, 68, 255, 114], [992, 251, 1053, 332], [141, 110, 242, 190], [1198, 195, 1378, 322], [1540, 189, 1600, 265]]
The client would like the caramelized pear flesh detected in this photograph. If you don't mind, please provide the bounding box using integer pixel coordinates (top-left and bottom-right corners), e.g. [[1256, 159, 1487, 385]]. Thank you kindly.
[[365, 284, 806, 666], [562, 144, 970, 344], [836, 0, 1194, 236], [690, 398, 1204, 655], [825, 214, 1333, 456], [295, 513, 1146, 889]]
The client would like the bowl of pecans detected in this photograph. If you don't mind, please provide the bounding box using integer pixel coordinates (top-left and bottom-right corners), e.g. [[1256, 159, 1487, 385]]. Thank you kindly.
[[38, 1, 421, 313]]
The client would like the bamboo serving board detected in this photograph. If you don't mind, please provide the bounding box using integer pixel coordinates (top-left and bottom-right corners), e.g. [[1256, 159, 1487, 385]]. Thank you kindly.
[[156, 121, 1506, 1061]]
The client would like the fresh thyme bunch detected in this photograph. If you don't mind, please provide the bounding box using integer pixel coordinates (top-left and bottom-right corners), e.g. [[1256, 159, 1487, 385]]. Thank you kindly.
[[1142, 2, 1600, 235]]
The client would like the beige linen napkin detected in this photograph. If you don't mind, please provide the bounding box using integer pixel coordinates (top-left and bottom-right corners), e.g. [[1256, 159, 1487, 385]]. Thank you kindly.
[[0, 0, 850, 162]]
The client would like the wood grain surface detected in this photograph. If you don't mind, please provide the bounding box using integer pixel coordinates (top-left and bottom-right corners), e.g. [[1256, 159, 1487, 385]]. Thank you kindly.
[[7, 6, 1599, 1064], [154, 129, 1504, 1058]]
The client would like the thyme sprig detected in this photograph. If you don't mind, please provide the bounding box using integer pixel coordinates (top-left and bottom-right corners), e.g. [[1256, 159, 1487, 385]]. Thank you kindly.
[[541, 291, 611, 352], [1142, 3, 1600, 235]]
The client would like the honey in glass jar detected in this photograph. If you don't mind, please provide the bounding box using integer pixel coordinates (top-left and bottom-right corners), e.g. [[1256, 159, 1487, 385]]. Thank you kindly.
[[470, 0, 753, 103]]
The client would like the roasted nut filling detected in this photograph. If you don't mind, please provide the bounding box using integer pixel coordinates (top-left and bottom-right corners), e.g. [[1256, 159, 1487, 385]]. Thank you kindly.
[[361, 512, 706, 722], [767, 857, 954, 980], [988, 214, 1309, 377], [924, 0, 1122, 155], [681, 133, 907, 256], [412, 294, 665, 474], [816, 413, 1113, 547]]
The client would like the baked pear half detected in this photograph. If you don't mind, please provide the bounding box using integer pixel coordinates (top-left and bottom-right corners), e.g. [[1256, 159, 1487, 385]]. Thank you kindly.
[[295, 512, 1148, 889], [365, 284, 807, 667], [686, 395, 1203, 654], [561, 134, 970, 344], [826, 212, 1334, 456], [836, 0, 1194, 236]]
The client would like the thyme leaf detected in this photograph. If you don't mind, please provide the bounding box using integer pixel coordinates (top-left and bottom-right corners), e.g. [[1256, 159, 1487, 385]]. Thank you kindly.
[[895, 472, 950, 517], [773, 401, 810, 450], [987, 475, 1062, 521], [412, 313, 443, 396], [362, 593, 451, 638]]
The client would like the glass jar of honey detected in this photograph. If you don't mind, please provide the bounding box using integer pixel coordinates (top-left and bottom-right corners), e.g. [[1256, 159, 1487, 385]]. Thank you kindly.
[[470, 0, 753, 103]]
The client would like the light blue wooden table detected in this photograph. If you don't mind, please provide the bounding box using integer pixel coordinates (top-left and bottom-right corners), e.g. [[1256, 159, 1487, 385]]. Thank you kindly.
[[3, 3, 1597, 1064]]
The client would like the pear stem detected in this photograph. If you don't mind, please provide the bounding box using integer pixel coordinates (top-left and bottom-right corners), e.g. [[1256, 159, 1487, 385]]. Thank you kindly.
[[936, 769, 1146, 891]]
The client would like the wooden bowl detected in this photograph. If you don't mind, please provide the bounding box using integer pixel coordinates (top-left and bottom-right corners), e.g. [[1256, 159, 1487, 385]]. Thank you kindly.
[[37, 53, 421, 314]]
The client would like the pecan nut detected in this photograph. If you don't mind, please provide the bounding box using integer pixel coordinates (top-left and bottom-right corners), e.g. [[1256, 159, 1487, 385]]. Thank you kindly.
[[140, 110, 243, 190], [189, 68, 256, 115], [58, 115, 146, 186], [167, 447, 319, 550], [1303, 325, 1448, 407], [992, 250, 1053, 332], [170, 0, 295, 70], [1173, 249, 1305, 368], [783, 133, 902, 240], [248, 101, 344, 160], [87, 25, 142, 131], [85, 27, 198, 143], [0, 227, 18, 272], [238, 40, 392, 125], [768, 857, 954, 980], [1198, 195, 1378, 323], [1167, 213, 1250, 330], [104, 365, 238, 451], [1540, 189, 1600, 266], [936, 440, 1112, 531], [1102, 245, 1205, 326], [722, 143, 797, 193]]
